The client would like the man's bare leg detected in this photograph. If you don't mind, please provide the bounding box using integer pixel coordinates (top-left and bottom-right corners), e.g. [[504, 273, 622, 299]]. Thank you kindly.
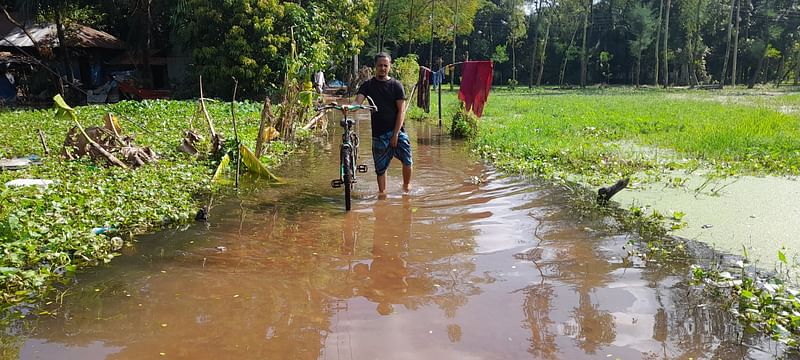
[[377, 174, 387, 194], [402, 165, 412, 193]]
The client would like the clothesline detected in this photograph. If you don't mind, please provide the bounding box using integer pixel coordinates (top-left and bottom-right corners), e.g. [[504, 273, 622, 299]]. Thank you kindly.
[[414, 60, 493, 118], [420, 61, 469, 71]]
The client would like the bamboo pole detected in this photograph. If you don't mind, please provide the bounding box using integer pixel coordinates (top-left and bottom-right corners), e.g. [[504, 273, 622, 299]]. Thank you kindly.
[[231, 77, 240, 189]]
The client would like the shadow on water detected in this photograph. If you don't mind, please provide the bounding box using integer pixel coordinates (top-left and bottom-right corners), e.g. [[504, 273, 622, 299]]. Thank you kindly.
[[1, 115, 793, 359]]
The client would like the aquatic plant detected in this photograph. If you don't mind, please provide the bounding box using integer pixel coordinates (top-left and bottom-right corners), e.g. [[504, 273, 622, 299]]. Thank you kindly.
[[690, 249, 800, 348], [0, 99, 294, 310]]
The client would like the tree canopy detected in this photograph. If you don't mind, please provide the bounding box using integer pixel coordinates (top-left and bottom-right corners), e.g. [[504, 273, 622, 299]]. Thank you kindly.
[[3, 0, 800, 95]]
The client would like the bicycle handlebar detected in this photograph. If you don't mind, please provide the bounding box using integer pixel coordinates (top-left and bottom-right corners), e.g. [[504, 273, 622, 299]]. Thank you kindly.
[[317, 103, 377, 112], [317, 96, 378, 113]]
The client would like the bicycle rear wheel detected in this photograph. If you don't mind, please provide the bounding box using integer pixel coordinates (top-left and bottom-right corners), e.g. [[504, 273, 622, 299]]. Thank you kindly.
[[342, 146, 353, 211]]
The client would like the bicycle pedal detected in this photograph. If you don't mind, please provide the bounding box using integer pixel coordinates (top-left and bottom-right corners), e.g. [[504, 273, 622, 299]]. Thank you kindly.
[[357, 164, 368, 173], [331, 179, 343, 188]]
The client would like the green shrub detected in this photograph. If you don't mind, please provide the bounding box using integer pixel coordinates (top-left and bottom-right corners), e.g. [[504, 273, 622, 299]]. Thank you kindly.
[[450, 105, 478, 139], [392, 54, 420, 96]]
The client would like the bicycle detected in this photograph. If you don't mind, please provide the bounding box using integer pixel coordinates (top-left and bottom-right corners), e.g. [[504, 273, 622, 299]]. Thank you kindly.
[[317, 99, 378, 211]]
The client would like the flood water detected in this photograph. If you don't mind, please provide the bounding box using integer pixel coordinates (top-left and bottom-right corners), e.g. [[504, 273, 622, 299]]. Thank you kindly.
[[1, 110, 788, 359]]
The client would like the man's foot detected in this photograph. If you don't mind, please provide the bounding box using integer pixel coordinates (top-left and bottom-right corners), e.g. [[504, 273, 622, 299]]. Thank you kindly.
[[402, 184, 411, 193], [378, 192, 387, 200]]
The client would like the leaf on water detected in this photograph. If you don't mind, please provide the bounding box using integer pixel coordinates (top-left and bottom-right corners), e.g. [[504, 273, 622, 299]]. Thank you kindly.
[[212, 154, 231, 183], [240, 144, 282, 183]]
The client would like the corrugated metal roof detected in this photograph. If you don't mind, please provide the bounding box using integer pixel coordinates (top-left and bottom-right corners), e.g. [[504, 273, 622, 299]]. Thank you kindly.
[[0, 51, 36, 64], [0, 24, 125, 49]]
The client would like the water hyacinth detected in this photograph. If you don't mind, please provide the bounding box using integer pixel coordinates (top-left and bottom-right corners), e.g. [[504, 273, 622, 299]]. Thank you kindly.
[[0, 99, 291, 309]]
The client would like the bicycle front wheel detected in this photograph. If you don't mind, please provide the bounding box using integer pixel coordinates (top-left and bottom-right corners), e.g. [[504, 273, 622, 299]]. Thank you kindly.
[[342, 146, 353, 211]]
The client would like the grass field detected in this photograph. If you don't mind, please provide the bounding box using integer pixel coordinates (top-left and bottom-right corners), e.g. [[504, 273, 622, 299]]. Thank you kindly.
[[420, 86, 800, 186]]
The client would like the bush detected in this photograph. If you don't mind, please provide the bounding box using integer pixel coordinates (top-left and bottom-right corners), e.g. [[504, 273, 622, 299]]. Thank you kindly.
[[450, 105, 478, 139], [392, 54, 420, 96]]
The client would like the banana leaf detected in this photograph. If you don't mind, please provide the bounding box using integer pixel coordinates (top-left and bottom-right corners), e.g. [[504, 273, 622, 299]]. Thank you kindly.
[[212, 153, 231, 184], [239, 144, 282, 183], [53, 94, 77, 121]]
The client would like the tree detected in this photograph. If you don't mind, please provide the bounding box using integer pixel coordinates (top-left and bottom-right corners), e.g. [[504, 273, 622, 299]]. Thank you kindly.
[[13, 0, 85, 83], [599, 50, 612, 85], [663, 0, 672, 87], [506, 0, 526, 88], [731, 0, 741, 85], [626, 4, 656, 87], [177, 0, 371, 98], [654, 0, 663, 86], [579, 0, 591, 88], [719, 0, 736, 85]]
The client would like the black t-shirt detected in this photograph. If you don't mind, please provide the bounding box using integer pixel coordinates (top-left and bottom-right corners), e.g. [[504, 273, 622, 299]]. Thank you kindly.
[[357, 77, 406, 137]]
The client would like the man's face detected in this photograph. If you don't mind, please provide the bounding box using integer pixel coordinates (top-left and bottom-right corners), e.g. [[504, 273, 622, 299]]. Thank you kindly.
[[375, 57, 391, 79]]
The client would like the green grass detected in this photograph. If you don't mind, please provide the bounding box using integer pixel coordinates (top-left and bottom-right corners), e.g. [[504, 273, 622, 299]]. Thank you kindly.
[[0, 99, 292, 308], [424, 87, 800, 185]]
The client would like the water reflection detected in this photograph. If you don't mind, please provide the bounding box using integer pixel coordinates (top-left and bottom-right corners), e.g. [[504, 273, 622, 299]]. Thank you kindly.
[[353, 198, 412, 316]]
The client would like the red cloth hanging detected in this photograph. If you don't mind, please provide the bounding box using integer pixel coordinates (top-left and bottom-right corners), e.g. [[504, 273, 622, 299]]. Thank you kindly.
[[457, 61, 493, 117]]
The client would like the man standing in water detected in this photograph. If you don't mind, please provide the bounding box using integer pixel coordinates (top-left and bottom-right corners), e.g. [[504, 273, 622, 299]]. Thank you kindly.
[[353, 52, 413, 195]]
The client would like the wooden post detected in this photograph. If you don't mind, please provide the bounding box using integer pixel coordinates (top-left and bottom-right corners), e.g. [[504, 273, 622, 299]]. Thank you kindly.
[[231, 77, 240, 189], [437, 57, 443, 127]]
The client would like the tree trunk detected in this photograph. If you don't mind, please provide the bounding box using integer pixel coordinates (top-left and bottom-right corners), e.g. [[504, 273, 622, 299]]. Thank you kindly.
[[537, 20, 550, 86], [579, 0, 589, 88], [54, 10, 75, 83], [528, 0, 541, 89], [375, 0, 387, 53], [451, 0, 458, 90], [719, 0, 735, 86], [141, 0, 154, 89], [654, 0, 663, 86], [529, 32, 537, 88], [689, 0, 703, 86], [773, 57, 784, 86], [795, 52, 799, 85], [635, 50, 642, 87], [747, 49, 766, 89], [560, 24, 579, 86], [687, 37, 696, 86], [663, 0, 671, 87], [428, 0, 435, 70], [510, 0, 517, 87], [731, 0, 741, 86]]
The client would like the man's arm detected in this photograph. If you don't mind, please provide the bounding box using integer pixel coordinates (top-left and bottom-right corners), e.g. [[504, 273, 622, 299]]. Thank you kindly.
[[390, 98, 405, 147], [353, 93, 366, 105]]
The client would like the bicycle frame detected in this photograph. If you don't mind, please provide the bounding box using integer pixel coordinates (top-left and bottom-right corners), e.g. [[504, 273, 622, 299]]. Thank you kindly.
[[317, 101, 377, 210]]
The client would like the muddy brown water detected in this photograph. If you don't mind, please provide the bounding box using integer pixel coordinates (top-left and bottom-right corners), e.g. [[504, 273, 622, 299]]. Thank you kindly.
[[2, 112, 788, 359]]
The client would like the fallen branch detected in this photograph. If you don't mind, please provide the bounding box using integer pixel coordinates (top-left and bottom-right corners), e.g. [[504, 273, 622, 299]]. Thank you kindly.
[[37, 129, 49, 155], [199, 76, 217, 139], [302, 110, 327, 130], [54, 94, 128, 169], [404, 81, 419, 113]]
